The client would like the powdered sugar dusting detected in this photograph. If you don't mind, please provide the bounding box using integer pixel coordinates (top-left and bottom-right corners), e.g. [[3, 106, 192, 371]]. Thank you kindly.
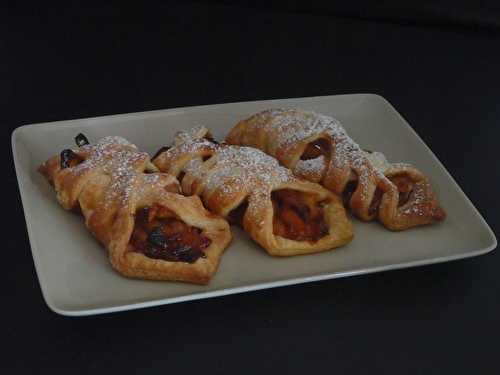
[[402, 182, 427, 216], [174, 125, 208, 146], [389, 162, 414, 171], [183, 158, 205, 175], [294, 156, 326, 182], [143, 173, 161, 184], [167, 137, 217, 160], [68, 136, 171, 206], [204, 146, 291, 197], [166, 128, 293, 210], [243, 109, 444, 226], [260, 109, 388, 200], [103, 136, 136, 147], [364, 151, 390, 173]]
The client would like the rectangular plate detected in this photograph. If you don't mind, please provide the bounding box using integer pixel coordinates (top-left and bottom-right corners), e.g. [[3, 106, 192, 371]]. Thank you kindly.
[[12, 94, 496, 316]]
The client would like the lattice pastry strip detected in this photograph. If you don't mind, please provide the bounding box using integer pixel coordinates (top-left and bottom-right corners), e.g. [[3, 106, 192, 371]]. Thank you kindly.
[[226, 109, 445, 231], [39, 134, 231, 284], [153, 127, 353, 256]]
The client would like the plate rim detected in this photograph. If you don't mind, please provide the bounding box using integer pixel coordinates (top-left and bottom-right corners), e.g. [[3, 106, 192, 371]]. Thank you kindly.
[[12, 93, 497, 317]]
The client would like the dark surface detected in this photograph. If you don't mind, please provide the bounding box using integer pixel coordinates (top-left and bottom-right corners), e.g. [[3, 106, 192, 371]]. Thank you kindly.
[[204, 0, 500, 30], [3, 2, 500, 374]]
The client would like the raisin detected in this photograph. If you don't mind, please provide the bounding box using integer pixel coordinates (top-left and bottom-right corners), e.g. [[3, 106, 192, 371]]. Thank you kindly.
[[148, 227, 168, 249], [75, 133, 90, 147], [60, 149, 79, 169]]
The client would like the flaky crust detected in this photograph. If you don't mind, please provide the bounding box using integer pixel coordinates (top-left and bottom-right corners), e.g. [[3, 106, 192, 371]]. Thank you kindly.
[[153, 127, 353, 256], [38, 136, 231, 284], [226, 109, 445, 231]]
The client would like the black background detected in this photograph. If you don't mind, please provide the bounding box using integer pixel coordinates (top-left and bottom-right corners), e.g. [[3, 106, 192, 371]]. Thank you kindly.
[[3, 2, 500, 374]]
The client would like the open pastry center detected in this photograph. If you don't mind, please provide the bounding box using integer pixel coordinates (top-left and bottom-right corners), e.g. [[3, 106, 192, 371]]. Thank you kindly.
[[300, 138, 330, 160], [389, 175, 414, 206], [341, 178, 384, 216], [272, 189, 329, 242], [343, 174, 415, 216], [342, 178, 383, 216], [342, 180, 357, 206], [130, 204, 211, 263], [227, 200, 248, 226]]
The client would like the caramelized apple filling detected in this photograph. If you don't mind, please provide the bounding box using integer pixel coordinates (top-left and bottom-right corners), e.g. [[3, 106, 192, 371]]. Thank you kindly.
[[272, 189, 329, 242], [301, 139, 331, 160], [389, 175, 414, 206], [130, 204, 211, 263]]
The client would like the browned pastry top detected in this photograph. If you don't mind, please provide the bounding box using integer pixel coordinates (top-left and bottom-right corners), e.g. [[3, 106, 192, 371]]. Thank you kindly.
[[157, 127, 297, 214], [153, 126, 354, 256], [39, 136, 178, 211], [238, 108, 389, 191], [39, 135, 232, 283], [226, 109, 446, 228]]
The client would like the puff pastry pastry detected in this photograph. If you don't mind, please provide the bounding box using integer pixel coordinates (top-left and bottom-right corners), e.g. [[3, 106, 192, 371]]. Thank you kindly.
[[226, 109, 446, 231], [38, 134, 231, 284], [153, 127, 353, 256]]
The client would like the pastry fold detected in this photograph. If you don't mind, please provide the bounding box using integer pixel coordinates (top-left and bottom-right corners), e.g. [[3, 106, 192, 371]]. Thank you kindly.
[[226, 109, 445, 231], [153, 127, 353, 256], [39, 135, 231, 284]]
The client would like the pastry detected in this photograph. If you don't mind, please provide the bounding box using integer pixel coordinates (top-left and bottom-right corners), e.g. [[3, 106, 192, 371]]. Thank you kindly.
[[38, 134, 232, 284], [226, 109, 445, 231], [152, 127, 353, 256]]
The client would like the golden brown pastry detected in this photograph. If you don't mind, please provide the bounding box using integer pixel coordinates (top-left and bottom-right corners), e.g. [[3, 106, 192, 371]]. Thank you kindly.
[[226, 109, 445, 231], [153, 127, 353, 256], [38, 134, 231, 284]]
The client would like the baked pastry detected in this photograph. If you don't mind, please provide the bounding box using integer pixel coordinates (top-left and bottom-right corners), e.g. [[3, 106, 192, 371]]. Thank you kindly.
[[152, 127, 353, 256], [226, 109, 446, 231], [38, 134, 231, 284]]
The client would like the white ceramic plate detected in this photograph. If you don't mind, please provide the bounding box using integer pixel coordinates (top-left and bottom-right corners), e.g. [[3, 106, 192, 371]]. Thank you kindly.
[[12, 94, 496, 316]]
